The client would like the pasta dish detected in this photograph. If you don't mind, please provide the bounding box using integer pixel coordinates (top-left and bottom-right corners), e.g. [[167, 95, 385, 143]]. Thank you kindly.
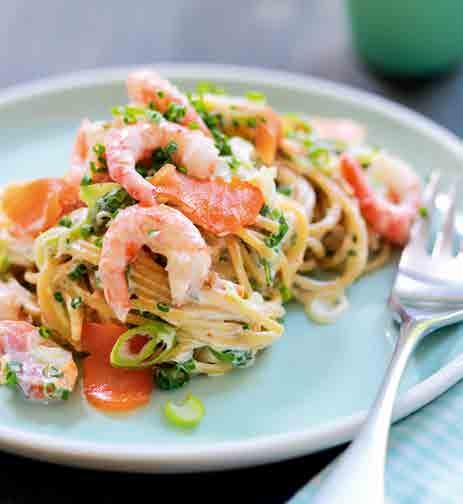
[[0, 70, 422, 422]]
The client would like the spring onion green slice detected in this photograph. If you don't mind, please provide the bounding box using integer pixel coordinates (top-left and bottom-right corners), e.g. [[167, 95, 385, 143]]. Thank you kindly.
[[110, 322, 176, 368], [163, 393, 205, 428], [79, 182, 121, 213]]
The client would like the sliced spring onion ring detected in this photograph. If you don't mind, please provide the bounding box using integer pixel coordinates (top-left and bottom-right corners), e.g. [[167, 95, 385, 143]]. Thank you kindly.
[[305, 294, 349, 324], [110, 322, 176, 368], [163, 393, 205, 428]]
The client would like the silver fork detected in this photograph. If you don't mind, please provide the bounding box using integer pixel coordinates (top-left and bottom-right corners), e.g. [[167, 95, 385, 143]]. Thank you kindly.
[[313, 172, 463, 504]]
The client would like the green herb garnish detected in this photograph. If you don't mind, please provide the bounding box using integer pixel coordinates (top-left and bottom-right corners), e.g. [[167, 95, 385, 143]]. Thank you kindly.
[[164, 103, 187, 123], [70, 297, 83, 309], [227, 156, 240, 174], [210, 347, 254, 367], [156, 359, 195, 390], [54, 291, 64, 304], [245, 91, 266, 102], [157, 302, 170, 313], [279, 285, 293, 303], [80, 223, 94, 239], [80, 174, 92, 186], [419, 207, 428, 218], [265, 215, 289, 249], [68, 263, 87, 281], [39, 326, 52, 339], [59, 216, 72, 228], [277, 186, 292, 196]]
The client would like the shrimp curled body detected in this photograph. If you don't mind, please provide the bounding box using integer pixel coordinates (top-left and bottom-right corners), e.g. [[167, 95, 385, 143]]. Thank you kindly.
[[340, 154, 421, 245], [0, 321, 77, 401], [127, 70, 211, 137], [104, 121, 220, 205], [99, 204, 211, 322]]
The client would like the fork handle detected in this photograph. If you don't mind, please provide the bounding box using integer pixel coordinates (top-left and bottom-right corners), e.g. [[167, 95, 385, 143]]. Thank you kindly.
[[312, 319, 422, 504]]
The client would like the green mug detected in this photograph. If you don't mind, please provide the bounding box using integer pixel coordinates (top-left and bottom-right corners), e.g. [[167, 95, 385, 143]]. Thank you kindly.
[[347, 0, 463, 77]]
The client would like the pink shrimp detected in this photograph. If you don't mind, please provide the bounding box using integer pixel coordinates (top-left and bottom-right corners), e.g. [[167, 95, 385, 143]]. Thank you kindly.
[[99, 204, 211, 322], [104, 121, 220, 205], [65, 119, 90, 189], [340, 154, 422, 245], [65, 119, 111, 191], [127, 70, 211, 136], [0, 321, 77, 402], [311, 118, 366, 145]]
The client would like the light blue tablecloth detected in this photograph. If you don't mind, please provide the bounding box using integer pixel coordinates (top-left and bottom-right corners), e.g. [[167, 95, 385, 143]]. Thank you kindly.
[[290, 378, 463, 503]]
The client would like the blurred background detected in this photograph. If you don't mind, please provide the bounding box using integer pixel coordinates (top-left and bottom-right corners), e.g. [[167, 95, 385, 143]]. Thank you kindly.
[[3, 0, 462, 135], [1, 1, 463, 503]]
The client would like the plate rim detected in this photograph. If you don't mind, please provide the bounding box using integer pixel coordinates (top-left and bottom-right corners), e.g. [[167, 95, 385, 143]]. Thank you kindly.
[[1, 62, 463, 473]]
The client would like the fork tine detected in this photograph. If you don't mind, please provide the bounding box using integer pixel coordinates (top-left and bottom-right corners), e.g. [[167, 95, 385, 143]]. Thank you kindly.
[[432, 184, 458, 257], [403, 171, 440, 254]]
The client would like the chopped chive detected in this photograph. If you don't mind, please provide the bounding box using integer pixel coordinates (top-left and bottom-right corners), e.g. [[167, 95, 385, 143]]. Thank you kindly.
[[60, 389, 70, 400], [227, 156, 240, 174], [246, 117, 257, 128], [157, 91, 165, 98], [0, 253, 9, 275], [245, 91, 266, 102], [419, 207, 428, 218], [261, 258, 272, 286], [70, 297, 82, 309], [94, 237, 103, 248], [164, 103, 187, 123], [111, 106, 123, 116], [188, 122, 199, 130], [147, 229, 159, 237], [89, 161, 97, 174], [92, 143, 105, 156], [39, 326, 52, 339], [54, 291, 64, 303], [157, 302, 170, 313], [80, 174, 92, 186], [178, 166, 188, 175], [279, 285, 293, 303], [5, 362, 20, 387], [80, 224, 94, 239], [68, 263, 87, 281], [260, 204, 271, 217], [59, 216, 72, 228], [146, 109, 162, 124], [265, 215, 289, 249], [196, 82, 226, 95], [165, 140, 178, 156], [277, 186, 292, 196]]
